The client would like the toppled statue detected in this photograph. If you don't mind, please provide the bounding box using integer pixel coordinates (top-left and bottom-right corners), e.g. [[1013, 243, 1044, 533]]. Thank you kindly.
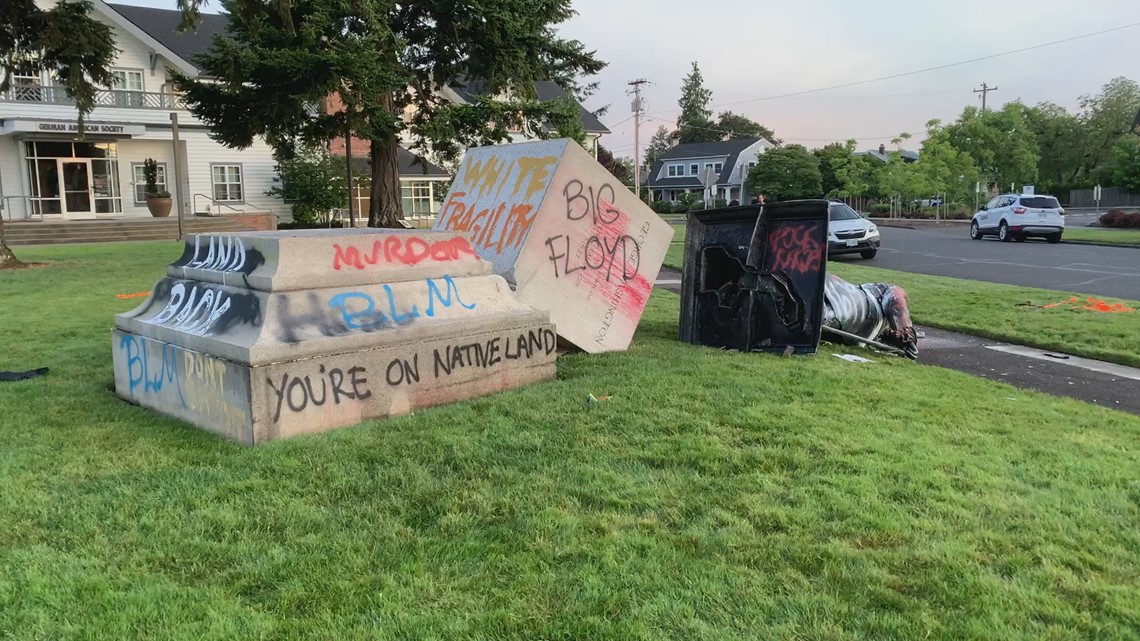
[[822, 275, 918, 359]]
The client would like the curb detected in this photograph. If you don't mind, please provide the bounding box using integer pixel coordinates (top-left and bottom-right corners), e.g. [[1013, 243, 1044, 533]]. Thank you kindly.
[[1062, 240, 1140, 250]]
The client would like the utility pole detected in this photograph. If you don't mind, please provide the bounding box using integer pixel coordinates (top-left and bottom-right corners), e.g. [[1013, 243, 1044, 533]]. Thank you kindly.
[[628, 78, 649, 202], [344, 114, 355, 227], [974, 82, 998, 110], [170, 112, 185, 241]]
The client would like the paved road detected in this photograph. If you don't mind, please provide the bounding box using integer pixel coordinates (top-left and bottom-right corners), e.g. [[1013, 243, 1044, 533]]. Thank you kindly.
[[846, 226, 1140, 300]]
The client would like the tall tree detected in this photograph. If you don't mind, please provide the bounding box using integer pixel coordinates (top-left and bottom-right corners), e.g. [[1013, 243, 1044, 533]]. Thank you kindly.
[[1, 0, 117, 268], [596, 145, 633, 185], [1105, 136, 1140, 192], [828, 140, 877, 199], [945, 103, 1038, 190], [1075, 77, 1140, 181], [176, 0, 604, 228], [1023, 102, 1086, 191], [874, 134, 925, 211], [644, 125, 672, 169], [716, 111, 776, 142], [746, 145, 822, 201], [813, 142, 850, 196], [913, 120, 981, 205], [675, 62, 718, 144]]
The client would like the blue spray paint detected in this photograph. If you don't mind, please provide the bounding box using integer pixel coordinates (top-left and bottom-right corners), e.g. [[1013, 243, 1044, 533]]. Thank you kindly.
[[119, 334, 186, 407], [328, 276, 477, 331]]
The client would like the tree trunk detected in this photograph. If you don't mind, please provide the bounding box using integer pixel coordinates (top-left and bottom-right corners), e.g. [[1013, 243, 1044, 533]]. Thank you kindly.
[[367, 92, 403, 228], [368, 139, 402, 228], [0, 215, 23, 269]]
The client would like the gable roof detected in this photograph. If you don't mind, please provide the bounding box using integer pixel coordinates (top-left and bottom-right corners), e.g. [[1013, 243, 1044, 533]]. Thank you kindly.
[[349, 147, 450, 178], [647, 138, 770, 188], [658, 138, 761, 161], [856, 149, 919, 163], [451, 78, 610, 134], [107, 3, 228, 70]]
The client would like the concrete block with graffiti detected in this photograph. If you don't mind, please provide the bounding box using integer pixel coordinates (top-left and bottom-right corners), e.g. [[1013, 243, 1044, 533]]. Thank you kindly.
[[433, 139, 675, 353], [112, 229, 556, 444]]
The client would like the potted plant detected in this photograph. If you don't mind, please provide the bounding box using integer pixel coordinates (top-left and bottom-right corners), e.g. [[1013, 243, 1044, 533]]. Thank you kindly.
[[143, 158, 172, 217]]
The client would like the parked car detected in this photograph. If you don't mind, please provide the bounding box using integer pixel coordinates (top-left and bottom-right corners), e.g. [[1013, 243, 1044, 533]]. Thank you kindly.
[[914, 196, 944, 207], [827, 201, 880, 259], [970, 194, 1065, 243]]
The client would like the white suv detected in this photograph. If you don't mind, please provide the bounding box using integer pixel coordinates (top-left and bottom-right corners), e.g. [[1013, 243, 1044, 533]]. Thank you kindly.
[[970, 194, 1065, 243]]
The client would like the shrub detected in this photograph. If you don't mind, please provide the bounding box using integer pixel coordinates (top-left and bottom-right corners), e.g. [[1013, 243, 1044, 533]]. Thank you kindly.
[[869, 203, 891, 215], [1128, 213, 1140, 229], [650, 200, 673, 214], [267, 145, 349, 225], [142, 158, 160, 197], [902, 209, 934, 220], [1100, 210, 1125, 227]]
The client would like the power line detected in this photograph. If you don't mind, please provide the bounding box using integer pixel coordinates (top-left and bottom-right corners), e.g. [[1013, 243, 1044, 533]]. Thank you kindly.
[[643, 115, 919, 145], [645, 20, 1140, 116], [607, 113, 637, 129]]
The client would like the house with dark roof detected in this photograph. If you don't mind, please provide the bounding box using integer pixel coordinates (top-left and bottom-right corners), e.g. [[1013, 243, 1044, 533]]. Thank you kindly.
[[855, 144, 919, 163], [442, 79, 611, 157], [646, 137, 775, 205]]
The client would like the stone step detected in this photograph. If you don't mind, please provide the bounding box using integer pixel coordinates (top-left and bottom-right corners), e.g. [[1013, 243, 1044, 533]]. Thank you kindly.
[[5, 217, 255, 245]]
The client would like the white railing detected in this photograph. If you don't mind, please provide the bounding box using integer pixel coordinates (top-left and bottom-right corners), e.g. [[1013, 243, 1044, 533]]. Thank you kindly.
[[1, 86, 186, 110]]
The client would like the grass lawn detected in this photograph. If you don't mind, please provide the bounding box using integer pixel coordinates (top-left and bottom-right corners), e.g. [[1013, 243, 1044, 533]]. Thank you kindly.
[[1064, 227, 1140, 247], [663, 240, 1140, 368], [2, 242, 1139, 640]]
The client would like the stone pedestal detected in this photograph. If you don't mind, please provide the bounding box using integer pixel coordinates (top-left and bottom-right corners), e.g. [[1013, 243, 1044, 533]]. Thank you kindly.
[[112, 229, 556, 444], [434, 139, 675, 353]]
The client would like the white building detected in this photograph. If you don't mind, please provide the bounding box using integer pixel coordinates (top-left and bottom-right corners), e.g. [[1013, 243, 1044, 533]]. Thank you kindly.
[[1, 1, 613, 227], [0, 1, 284, 223]]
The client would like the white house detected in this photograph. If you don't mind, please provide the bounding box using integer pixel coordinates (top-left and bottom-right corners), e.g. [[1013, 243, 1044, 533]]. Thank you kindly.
[[0, 1, 288, 224], [646, 138, 774, 205]]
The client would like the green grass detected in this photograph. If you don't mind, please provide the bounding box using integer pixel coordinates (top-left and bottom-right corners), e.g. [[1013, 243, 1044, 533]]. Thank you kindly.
[[2, 242, 1140, 640], [1064, 227, 1140, 246], [663, 240, 1140, 368]]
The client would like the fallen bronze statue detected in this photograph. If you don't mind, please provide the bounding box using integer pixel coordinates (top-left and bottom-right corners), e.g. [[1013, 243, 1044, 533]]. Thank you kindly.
[[822, 275, 919, 359]]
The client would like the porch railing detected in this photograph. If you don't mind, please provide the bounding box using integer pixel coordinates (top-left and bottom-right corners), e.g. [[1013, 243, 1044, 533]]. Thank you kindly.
[[1, 85, 186, 110]]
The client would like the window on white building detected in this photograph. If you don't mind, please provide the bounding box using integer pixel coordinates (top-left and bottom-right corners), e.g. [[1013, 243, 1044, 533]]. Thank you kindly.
[[132, 163, 167, 203], [714, 163, 723, 173], [111, 70, 144, 107], [401, 181, 442, 216], [689, 163, 699, 176], [667, 165, 677, 177], [211, 165, 243, 201]]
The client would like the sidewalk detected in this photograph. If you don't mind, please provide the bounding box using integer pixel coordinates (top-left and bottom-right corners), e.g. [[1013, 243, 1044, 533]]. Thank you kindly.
[[653, 267, 1140, 415]]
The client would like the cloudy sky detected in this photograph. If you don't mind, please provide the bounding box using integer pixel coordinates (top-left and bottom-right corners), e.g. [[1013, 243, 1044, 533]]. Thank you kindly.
[[120, 0, 1139, 157]]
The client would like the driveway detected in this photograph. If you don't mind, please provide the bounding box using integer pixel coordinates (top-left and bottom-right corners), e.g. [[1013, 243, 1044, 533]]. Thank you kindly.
[[844, 226, 1140, 300]]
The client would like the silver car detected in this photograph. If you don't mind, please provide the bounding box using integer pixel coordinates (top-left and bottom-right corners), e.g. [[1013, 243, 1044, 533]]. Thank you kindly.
[[827, 202, 880, 260]]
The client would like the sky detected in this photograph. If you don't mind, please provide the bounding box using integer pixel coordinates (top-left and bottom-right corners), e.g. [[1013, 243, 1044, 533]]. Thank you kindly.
[[117, 0, 1140, 158]]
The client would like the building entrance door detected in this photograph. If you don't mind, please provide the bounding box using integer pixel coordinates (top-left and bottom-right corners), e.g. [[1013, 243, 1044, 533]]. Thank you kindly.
[[60, 160, 92, 216]]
